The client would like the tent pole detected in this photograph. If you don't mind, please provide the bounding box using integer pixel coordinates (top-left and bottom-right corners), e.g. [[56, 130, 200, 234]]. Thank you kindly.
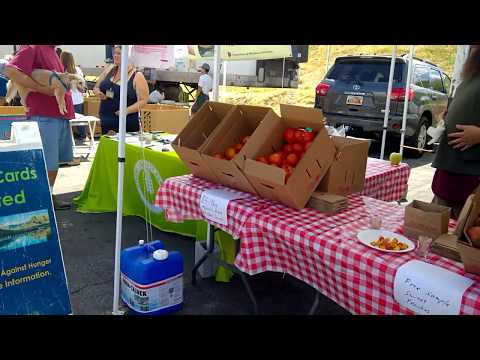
[[380, 45, 397, 160], [400, 45, 415, 157], [112, 44, 129, 315], [212, 45, 221, 101], [222, 60, 227, 100], [325, 45, 332, 74]]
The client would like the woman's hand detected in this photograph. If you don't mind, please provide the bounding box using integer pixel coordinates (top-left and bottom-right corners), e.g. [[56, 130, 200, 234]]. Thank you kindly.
[[447, 124, 480, 151], [93, 87, 107, 100]]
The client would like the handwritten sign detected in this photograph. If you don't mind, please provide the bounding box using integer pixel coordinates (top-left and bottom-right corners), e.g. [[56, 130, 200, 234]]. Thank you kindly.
[[394, 260, 474, 315], [200, 189, 248, 225]]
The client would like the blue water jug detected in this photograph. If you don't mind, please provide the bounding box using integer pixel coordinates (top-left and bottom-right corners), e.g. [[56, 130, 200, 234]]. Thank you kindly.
[[120, 240, 183, 315]]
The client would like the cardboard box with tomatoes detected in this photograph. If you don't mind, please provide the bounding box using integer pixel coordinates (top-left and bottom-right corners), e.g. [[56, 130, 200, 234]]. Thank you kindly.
[[200, 105, 272, 194], [172, 101, 235, 183], [243, 104, 337, 209]]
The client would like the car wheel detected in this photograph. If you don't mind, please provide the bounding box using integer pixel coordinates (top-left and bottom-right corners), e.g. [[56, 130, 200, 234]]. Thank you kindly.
[[405, 117, 429, 158]]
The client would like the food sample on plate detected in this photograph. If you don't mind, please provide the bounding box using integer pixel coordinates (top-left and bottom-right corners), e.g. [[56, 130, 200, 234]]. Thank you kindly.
[[370, 236, 409, 251]]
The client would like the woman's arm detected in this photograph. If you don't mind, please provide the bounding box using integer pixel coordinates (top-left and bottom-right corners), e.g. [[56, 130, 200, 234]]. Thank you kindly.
[[118, 72, 149, 115], [93, 65, 113, 100], [447, 124, 480, 151]]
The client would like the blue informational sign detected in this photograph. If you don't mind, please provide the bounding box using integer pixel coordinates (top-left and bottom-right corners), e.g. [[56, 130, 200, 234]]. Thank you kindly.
[[0, 146, 71, 315]]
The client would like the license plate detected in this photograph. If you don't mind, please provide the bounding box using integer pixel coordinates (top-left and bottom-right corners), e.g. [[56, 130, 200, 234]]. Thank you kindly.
[[346, 95, 363, 106]]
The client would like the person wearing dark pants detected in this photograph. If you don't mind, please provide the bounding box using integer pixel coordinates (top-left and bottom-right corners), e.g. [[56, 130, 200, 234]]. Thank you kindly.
[[431, 45, 480, 219], [191, 63, 212, 114]]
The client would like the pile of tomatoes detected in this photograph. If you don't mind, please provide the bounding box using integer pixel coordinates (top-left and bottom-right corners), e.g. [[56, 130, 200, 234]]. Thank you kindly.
[[255, 127, 318, 182], [212, 136, 250, 160]]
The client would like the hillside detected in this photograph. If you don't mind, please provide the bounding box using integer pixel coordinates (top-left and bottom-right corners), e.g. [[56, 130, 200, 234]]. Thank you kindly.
[[220, 45, 457, 113]]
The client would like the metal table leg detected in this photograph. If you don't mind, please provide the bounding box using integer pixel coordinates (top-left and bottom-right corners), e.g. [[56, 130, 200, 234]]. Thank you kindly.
[[191, 224, 259, 314], [191, 224, 215, 286], [309, 291, 321, 315]]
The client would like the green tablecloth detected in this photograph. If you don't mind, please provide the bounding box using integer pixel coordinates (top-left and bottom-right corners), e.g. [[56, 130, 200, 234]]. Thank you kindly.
[[73, 136, 235, 282]]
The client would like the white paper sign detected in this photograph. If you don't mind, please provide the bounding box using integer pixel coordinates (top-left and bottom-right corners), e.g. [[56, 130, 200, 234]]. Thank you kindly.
[[394, 260, 474, 315], [200, 189, 248, 225]]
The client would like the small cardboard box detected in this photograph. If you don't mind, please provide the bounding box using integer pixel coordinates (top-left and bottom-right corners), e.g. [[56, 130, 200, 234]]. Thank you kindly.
[[462, 188, 480, 248], [404, 200, 450, 240], [140, 104, 190, 134], [243, 104, 336, 209], [0, 106, 26, 115], [431, 194, 473, 263], [317, 136, 371, 195], [83, 96, 100, 117], [457, 187, 480, 275], [201, 105, 272, 194], [83, 96, 101, 136], [172, 101, 235, 183]]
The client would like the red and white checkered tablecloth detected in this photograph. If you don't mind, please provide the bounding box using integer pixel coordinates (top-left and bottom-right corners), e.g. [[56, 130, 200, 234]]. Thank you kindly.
[[154, 159, 480, 314], [154, 175, 271, 239], [362, 158, 410, 202], [235, 197, 480, 315]]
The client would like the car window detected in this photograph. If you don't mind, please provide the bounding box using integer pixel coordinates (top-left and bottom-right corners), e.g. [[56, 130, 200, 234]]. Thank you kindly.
[[430, 69, 445, 93], [414, 66, 430, 88], [441, 73, 451, 95], [327, 60, 403, 83]]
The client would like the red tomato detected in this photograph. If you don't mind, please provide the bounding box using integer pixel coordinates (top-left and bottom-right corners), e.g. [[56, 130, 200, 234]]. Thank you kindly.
[[256, 156, 268, 164], [234, 143, 243, 153], [304, 141, 313, 151], [225, 147, 236, 160], [292, 143, 304, 154], [283, 128, 296, 144], [285, 153, 299, 166], [294, 129, 305, 143], [268, 152, 284, 166], [283, 144, 293, 153], [302, 131, 315, 143]]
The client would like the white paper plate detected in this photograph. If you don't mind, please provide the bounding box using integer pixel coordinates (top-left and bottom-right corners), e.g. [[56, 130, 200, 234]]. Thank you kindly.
[[357, 229, 415, 253]]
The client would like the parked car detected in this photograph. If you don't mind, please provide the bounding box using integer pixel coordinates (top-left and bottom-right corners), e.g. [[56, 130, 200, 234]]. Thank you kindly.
[[315, 55, 451, 157]]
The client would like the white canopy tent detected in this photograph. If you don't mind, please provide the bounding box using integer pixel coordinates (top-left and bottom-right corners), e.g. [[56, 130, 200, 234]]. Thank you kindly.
[[111, 45, 467, 313]]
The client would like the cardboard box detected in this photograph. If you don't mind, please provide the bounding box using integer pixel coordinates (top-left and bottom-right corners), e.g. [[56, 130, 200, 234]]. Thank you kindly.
[[83, 96, 102, 136], [172, 101, 235, 183], [457, 241, 480, 274], [430, 195, 473, 262], [201, 105, 272, 194], [317, 136, 371, 195], [243, 104, 336, 209], [140, 104, 190, 134], [83, 96, 101, 117], [404, 200, 450, 240], [457, 189, 480, 274], [0, 106, 26, 115], [462, 188, 480, 248]]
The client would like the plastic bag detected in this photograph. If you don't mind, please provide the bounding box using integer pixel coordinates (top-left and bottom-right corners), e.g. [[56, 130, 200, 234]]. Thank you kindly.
[[325, 124, 347, 137], [427, 120, 445, 145]]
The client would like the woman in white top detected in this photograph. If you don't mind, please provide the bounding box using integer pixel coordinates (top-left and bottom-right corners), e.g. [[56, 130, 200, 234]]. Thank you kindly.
[[61, 50, 87, 139]]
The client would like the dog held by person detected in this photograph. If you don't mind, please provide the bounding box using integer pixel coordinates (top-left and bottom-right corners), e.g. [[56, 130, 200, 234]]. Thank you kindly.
[[5, 69, 86, 115]]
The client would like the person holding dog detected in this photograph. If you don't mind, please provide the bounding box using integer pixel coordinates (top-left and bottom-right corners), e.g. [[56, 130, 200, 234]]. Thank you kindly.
[[4, 45, 75, 210], [93, 45, 149, 134]]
